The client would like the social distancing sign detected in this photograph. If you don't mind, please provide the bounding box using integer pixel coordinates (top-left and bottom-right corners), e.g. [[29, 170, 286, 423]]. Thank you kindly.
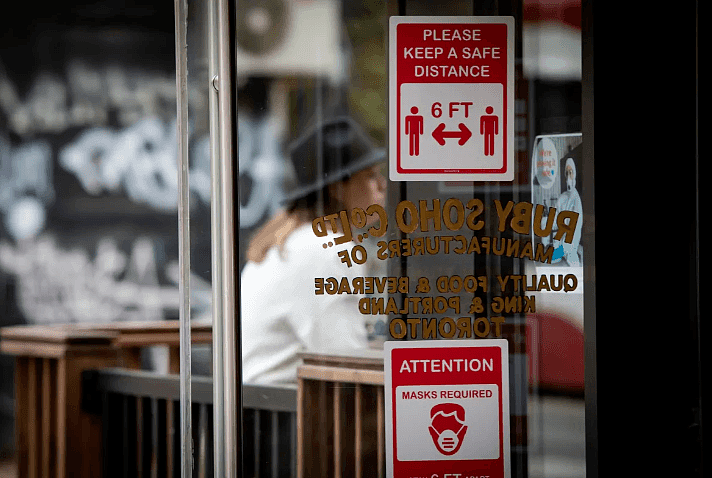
[[389, 17, 515, 182], [385, 340, 511, 478]]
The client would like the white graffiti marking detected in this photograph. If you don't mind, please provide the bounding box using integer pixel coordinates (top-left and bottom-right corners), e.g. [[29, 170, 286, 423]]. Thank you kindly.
[[0, 234, 210, 324], [0, 136, 55, 240], [58, 118, 210, 212], [0, 59, 190, 135]]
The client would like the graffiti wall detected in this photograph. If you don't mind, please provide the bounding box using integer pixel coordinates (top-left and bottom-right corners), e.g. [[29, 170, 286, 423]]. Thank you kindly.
[[0, 50, 211, 324], [0, 11, 289, 454], [0, 38, 293, 329]]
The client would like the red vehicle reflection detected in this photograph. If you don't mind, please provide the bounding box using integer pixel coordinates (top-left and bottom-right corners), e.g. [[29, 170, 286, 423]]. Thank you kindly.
[[527, 312, 584, 394]]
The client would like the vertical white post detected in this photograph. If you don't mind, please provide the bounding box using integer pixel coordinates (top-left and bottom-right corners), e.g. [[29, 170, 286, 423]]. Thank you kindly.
[[208, 0, 226, 475], [216, 0, 240, 475], [173, 0, 192, 476]]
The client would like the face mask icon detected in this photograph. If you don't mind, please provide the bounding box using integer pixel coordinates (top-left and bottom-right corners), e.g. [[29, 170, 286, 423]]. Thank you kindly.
[[428, 403, 468, 455]]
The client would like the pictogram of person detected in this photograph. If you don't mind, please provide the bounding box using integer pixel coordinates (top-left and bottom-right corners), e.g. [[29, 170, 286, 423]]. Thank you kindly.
[[480, 106, 499, 156], [405, 106, 424, 156]]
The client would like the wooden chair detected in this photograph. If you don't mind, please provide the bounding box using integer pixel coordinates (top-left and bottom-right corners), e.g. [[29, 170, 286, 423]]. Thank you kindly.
[[0, 320, 211, 478], [296, 350, 386, 478]]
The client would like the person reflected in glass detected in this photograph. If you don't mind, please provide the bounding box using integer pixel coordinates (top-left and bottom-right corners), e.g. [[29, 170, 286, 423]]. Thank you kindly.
[[241, 117, 387, 385], [554, 157, 583, 266]]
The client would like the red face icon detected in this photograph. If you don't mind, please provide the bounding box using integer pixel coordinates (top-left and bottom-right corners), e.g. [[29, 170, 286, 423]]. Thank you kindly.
[[428, 403, 468, 455]]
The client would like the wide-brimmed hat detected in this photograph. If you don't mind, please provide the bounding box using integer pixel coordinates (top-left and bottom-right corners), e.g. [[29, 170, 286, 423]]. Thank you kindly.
[[282, 117, 385, 204]]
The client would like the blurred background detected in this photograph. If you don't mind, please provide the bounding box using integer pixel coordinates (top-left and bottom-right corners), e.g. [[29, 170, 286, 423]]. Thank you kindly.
[[1, 0, 584, 475], [1, 2, 190, 460]]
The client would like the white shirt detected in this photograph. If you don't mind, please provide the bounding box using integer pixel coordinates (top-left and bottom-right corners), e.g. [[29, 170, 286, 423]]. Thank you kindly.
[[556, 187, 583, 266], [240, 223, 369, 384]]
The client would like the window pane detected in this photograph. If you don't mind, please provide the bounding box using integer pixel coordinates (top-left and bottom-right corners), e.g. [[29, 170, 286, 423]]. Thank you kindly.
[[232, 2, 585, 478]]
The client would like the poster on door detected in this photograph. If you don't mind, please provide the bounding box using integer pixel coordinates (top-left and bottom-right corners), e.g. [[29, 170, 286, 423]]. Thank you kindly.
[[389, 16, 515, 181], [385, 339, 511, 478], [530, 133, 583, 267]]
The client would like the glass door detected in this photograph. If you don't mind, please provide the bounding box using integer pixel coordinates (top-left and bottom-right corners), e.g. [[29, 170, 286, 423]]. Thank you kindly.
[[197, 1, 594, 477]]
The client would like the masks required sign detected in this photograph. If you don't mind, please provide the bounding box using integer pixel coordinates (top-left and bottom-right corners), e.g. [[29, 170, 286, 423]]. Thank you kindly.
[[385, 339, 511, 478]]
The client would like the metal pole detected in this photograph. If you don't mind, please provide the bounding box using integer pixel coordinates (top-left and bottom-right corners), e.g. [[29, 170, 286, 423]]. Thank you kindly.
[[208, 0, 225, 474], [216, 0, 240, 475], [173, 0, 192, 476]]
